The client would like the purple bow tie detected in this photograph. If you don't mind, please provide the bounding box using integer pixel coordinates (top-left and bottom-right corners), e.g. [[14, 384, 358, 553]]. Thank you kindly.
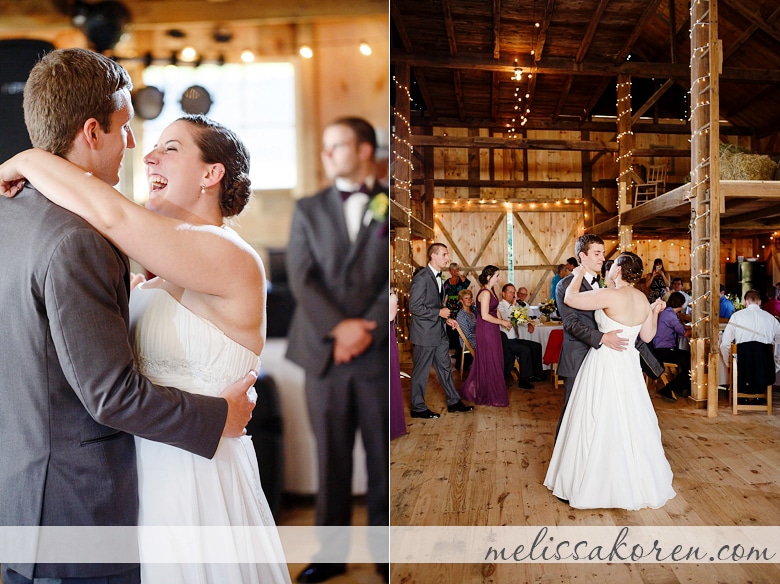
[[340, 184, 370, 201]]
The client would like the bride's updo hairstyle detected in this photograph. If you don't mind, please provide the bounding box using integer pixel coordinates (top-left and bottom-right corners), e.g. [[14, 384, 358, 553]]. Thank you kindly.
[[478, 265, 499, 286], [615, 252, 644, 284], [178, 114, 252, 218]]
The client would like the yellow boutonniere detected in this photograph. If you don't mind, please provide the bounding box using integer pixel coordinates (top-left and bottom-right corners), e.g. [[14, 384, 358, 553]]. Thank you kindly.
[[368, 193, 389, 222]]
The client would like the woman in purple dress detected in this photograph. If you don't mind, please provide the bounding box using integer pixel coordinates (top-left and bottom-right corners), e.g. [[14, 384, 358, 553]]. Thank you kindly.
[[459, 266, 512, 407], [390, 290, 407, 439]]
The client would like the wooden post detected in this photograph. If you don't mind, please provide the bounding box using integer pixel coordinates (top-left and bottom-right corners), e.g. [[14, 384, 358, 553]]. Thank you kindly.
[[393, 64, 414, 357], [689, 0, 721, 415], [616, 74, 633, 252]]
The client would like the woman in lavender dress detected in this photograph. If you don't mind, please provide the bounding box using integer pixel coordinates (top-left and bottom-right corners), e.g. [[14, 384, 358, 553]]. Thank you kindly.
[[459, 266, 512, 407]]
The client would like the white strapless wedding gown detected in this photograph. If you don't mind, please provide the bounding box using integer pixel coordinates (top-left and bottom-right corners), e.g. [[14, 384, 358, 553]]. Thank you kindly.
[[129, 285, 291, 583], [544, 309, 676, 510]]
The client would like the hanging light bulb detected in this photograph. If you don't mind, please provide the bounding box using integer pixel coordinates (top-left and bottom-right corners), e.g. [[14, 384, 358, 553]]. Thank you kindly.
[[512, 58, 522, 81], [359, 41, 372, 56], [299, 45, 313, 59]]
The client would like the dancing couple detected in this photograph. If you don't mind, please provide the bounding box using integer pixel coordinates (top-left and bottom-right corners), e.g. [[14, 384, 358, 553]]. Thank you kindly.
[[0, 48, 289, 583], [545, 235, 676, 510]]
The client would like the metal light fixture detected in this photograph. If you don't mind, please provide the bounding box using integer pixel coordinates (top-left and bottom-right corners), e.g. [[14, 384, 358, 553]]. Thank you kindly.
[[512, 58, 522, 81]]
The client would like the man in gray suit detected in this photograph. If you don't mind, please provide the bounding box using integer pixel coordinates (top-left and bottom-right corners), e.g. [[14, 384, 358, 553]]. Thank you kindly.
[[0, 48, 256, 584], [286, 117, 388, 583], [409, 243, 474, 418], [555, 234, 662, 441]]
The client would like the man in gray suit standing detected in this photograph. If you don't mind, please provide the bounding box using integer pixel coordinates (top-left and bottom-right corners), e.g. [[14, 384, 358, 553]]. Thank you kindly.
[[286, 117, 388, 583], [0, 48, 256, 584], [409, 243, 474, 418]]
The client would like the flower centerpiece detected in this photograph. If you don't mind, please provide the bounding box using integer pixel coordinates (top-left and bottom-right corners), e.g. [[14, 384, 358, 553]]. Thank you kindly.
[[539, 298, 556, 317], [725, 293, 745, 311], [509, 305, 529, 327]]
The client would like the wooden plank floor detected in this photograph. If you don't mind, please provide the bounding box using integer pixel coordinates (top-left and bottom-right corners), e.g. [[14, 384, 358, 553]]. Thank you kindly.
[[391, 364, 780, 583]]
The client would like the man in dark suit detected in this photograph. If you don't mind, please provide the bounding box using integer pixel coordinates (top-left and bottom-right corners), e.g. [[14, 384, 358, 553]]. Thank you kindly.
[[0, 48, 256, 584], [286, 117, 388, 583], [555, 234, 662, 440], [409, 243, 474, 417], [555, 235, 624, 443]]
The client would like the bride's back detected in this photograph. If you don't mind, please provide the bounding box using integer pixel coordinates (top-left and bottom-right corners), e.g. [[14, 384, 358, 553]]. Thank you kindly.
[[603, 286, 651, 327]]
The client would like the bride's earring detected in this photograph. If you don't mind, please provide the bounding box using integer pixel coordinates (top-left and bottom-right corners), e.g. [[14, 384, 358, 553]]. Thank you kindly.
[[200, 184, 206, 197]]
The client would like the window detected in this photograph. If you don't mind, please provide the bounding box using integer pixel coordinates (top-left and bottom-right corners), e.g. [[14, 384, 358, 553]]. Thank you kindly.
[[139, 63, 297, 192]]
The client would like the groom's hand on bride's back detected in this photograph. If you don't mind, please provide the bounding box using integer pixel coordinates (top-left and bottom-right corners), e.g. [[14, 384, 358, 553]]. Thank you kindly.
[[601, 329, 629, 351], [220, 369, 258, 437]]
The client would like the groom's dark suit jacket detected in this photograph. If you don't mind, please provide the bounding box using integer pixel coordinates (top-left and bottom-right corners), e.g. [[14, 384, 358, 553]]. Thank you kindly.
[[556, 274, 662, 381], [0, 187, 227, 580]]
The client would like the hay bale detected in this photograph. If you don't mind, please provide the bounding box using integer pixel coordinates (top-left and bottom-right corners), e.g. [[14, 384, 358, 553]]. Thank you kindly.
[[720, 144, 778, 180]]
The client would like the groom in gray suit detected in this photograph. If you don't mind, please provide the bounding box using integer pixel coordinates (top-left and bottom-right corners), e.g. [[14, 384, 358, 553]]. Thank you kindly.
[[286, 117, 388, 583], [409, 243, 474, 418], [0, 48, 256, 584]]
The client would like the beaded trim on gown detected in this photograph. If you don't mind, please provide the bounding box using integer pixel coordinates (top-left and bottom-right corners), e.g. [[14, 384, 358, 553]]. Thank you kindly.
[[544, 309, 675, 510], [130, 285, 291, 583]]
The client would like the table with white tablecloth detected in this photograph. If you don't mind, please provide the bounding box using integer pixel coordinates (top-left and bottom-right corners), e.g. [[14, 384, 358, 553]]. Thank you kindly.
[[516, 323, 563, 370]]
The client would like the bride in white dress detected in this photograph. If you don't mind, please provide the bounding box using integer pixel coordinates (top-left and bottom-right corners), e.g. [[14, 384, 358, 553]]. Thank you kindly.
[[544, 252, 676, 510], [0, 116, 291, 583]]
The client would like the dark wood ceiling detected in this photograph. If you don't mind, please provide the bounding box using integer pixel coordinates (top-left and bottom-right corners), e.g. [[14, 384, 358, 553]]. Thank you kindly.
[[391, 0, 780, 140]]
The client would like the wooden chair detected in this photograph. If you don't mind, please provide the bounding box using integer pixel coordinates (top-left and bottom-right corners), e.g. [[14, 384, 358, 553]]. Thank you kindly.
[[543, 329, 565, 388], [455, 326, 475, 377], [729, 344, 773, 415], [633, 164, 668, 205]]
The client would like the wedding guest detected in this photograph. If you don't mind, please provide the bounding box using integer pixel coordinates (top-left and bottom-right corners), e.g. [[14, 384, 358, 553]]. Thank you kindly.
[[720, 289, 780, 380], [390, 290, 406, 440], [286, 116, 388, 583], [645, 258, 670, 303], [459, 266, 512, 407], [663, 278, 692, 315], [515, 286, 530, 307], [719, 284, 736, 321], [443, 262, 471, 367], [455, 288, 477, 373], [652, 292, 692, 401], [762, 285, 780, 319], [497, 283, 543, 388], [550, 264, 568, 299], [409, 243, 474, 418]]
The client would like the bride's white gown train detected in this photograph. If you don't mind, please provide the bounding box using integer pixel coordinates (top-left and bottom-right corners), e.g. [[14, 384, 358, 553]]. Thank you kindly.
[[130, 285, 291, 583], [544, 309, 676, 510]]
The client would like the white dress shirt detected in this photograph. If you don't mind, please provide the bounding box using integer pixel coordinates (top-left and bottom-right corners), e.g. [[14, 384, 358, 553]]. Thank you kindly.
[[428, 264, 442, 293], [498, 298, 526, 339], [720, 304, 780, 371]]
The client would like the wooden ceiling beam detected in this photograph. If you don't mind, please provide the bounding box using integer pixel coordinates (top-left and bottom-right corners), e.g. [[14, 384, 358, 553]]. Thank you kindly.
[[552, 76, 574, 122], [614, 0, 664, 64], [493, 0, 501, 60], [491, 71, 500, 121], [721, 0, 780, 47], [409, 113, 755, 137], [390, 1, 413, 52], [534, 0, 556, 63], [632, 78, 676, 123], [413, 178, 615, 188], [410, 134, 616, 151], [392, 50, 780, 83], [414, 70, 438, 120], [442, 0, 458, 56], [576, 0, 609, 64], [453, 70, 466, 121]]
